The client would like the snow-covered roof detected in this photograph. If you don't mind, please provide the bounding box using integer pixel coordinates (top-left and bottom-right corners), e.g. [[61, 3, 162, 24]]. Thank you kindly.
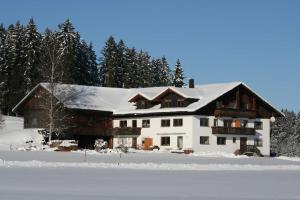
[[13, 81, 283, 116]]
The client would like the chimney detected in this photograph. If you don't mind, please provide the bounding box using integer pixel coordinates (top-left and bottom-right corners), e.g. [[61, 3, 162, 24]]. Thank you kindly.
[[189, 79, 195, 88]]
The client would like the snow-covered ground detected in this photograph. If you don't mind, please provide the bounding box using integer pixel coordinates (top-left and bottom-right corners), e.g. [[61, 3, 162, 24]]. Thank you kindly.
[[1, 116, 300, 199], [0, 152, 300, 200], [0, 116, 44, 151]]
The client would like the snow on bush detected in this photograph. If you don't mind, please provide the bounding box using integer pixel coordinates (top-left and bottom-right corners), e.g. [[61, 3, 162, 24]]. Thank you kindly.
[[94, 139, 108, 151]]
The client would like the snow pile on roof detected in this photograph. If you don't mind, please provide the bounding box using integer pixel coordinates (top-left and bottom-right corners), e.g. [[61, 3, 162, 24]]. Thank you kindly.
[[36, 82, 243, 114], [0, 116, 44, 151], [13, 81, 282, 116]]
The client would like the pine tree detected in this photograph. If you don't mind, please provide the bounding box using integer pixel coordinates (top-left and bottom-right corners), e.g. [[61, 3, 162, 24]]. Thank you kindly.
[[73, 38, 90, 85], [172, 59, 185, 87], [271, 110, 300, 156], [87, 42, 100, 86], [160, 56, 172, 86], [136, 50, 152, 87], [0, 24, 6, 112], [56, 19, 77, 84], [151, 58, 162, 87], [99, 36, 118, 87], [123, 47, 138, 88], [23, 18, 42, 93], [116, 40, 126, 88], [73, 39, 99, 86], [2, 22, 26, 115]]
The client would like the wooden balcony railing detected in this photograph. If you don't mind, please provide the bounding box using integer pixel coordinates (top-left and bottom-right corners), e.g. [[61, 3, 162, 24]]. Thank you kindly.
[[104, 127, 141, 137], [212, 126, 256, 135], [214, 108, 257, 118]]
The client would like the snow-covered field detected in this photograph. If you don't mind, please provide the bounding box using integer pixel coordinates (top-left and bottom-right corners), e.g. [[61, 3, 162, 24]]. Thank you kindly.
[[1, 116, 300, 199], [0, 151, 300, 200]]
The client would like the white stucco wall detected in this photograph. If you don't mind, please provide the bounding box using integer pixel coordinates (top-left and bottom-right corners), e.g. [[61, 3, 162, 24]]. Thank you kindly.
[[113, 115, 271, 156], [113, 116, 194, 150]]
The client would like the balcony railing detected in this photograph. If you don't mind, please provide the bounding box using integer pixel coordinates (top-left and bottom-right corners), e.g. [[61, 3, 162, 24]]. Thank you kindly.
[[214, 108, 257, 118], [212, 126, 256, 135], [104, 127, 141, 137]]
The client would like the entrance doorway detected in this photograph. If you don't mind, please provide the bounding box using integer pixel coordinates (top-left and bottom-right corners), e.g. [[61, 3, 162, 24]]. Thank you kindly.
[[143, 137, 153, 150], [177, 136, 183, 149], [240, 137, 247, 150]]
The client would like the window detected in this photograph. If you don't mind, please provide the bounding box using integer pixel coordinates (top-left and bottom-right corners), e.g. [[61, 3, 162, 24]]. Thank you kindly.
[[217, 137, 226, 145], [214, 119, 218, 127], [241, 120, 248, 128], [119, 120, 127, 128], [132, 120, 137, 128], [224, 119, 233, 128], [163, 99, 172, 107], [138, 100, 146, 109], [161, 136, 170, 146], [142, 119, 150, 128], [200, 136, 209, 145], [177, 99, 184, 107], [254, 138, 263, 147], [233, 137, 236, 143], [161, 119, 170, 127], [200, 118, 209, 127], [254, 121, 263, 130], [173, 118, 183, 127], [31, 118, 37, 126]]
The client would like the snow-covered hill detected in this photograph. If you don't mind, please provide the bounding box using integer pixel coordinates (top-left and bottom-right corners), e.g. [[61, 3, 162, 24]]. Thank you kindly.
[[0, 116, 44, 151]]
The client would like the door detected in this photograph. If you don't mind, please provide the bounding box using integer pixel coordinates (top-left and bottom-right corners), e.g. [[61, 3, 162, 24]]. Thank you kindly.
[[132, 137, 137, 149], [177, 136, 183, 149], [240, 137, 247, 150], [143, 138, 153, 150]]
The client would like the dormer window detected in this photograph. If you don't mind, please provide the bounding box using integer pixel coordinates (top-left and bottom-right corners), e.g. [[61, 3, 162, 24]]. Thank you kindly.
[[163, 99, 172, 108], [137, 99, 152, 109], [177, 99, 185, 107], [140, 100, 146, 108]]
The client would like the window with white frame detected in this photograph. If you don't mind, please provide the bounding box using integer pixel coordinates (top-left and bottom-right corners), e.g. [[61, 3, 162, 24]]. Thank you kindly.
[[217, 137, 226, 145], [200, 136, 209, 145], [173, 118, 183, 127], [142, 119, 150, 128], [161, 119, 170, 127], [254, 138, 263, 147], [200, 118, 209, 127], [254, 121, 263, 130], [119, 120, 127, 128], [161, 136, 170, 146]]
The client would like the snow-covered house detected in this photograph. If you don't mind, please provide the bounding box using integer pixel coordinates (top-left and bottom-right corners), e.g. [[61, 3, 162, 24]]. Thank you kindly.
[[13, 80, 283, 155]]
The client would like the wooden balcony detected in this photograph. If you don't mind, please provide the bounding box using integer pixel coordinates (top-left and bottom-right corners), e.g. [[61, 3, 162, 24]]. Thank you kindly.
[[105, 127, 141, 137], [212, 126, 256, 135], [214, 108, 257, 118]]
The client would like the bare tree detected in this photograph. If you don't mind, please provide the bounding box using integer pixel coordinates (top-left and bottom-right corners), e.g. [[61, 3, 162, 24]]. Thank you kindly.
[[39, 30, 75, 144]]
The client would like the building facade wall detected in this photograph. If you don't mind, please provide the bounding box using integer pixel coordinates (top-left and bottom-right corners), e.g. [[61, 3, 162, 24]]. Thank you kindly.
[[113, 115, 271, 156]]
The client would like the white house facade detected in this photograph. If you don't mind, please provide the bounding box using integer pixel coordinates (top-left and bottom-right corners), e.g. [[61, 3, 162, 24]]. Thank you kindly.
[[112, 116, 270, 155]]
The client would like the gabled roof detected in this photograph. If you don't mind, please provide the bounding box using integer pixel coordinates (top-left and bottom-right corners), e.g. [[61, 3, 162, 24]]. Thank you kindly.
[[13, 81, 284, 117]]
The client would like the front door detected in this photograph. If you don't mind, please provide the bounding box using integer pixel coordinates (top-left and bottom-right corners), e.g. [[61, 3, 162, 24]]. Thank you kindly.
[[240, 137, 247, 149], [143, 138, 153, 150], [177, 136, 183, 149]]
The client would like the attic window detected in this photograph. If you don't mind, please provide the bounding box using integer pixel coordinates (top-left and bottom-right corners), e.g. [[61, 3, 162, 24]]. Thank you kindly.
[[137, 100, 148, 109], [163, 99, 172, 108], [177, 99, 184, 107]]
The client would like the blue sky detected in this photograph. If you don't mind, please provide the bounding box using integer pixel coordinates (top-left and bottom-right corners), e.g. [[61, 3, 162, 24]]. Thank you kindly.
[[1, 0, 300, 111]]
